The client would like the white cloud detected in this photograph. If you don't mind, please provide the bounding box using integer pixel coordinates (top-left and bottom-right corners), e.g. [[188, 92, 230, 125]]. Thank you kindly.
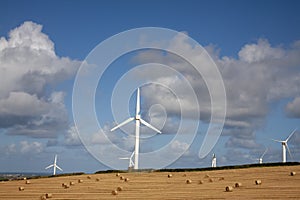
[[3, 141, 44, 155], [132, 34, 300, 150], [0, 21, 81, 138], [285, 97, 300, 118]]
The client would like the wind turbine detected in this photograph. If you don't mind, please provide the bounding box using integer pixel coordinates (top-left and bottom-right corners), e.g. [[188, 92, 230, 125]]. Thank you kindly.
[[111, 87, 162, 170], [211, 153, 217, 168], [119, 151, 135, 169], [45, 154, 63, 175], [272, 129, 297, 163], [256, 148, 268, 164]]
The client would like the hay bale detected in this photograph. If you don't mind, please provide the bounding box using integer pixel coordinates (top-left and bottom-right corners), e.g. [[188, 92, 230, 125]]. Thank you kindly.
[[235, 182, 242, 187], [111, 190, 118, 195], [96, 178, 100, 181], [186, 179, 192, 184], [204, 174, 210, 178], [87, 175, 91, 179], [78, 179, 83, 183], [25, 180, 31, 184], [255, 180, 262, 185], [40, 195, 47, 200], [120, 176, 125, 180], [23, 177, 27, 180], [198, 180, 204, 184], [182, 174, 187, 177], [125, 177, 130, 182], [116, 173, 120, 177], [64, 184, 70, 189], [117, 186, 123, 191], [219, 177, 225, 181], [208, 178, 213, 182], [168, 174, 172, 178], [290, 171, 296, 176], [46, 193, 52, 198], [18, 186, 24, 191], [70, 181, 75, 186], [225, 186, 233, 192], [62, 183, 67, 187]]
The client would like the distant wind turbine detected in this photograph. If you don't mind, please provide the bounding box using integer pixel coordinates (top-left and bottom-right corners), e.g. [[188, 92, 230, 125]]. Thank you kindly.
[[211, 153, 217, 168], [272, 129, 297, 163], [111, 87, 162, 170], [45, 154, 63, 175], [256, 148, 268, 164], [119, 151, 135, 169]]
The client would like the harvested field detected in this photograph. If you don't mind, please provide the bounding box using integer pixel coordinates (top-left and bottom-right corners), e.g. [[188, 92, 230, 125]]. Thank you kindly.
[[0, 165, 299, 199]]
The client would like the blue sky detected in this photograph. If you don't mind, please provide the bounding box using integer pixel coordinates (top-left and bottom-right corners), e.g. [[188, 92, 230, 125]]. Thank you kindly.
[[0, 0, 300, 173]]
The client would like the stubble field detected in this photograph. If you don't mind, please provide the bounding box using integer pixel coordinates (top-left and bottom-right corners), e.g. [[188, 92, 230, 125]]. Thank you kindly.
[[0, 165, 299, 199]]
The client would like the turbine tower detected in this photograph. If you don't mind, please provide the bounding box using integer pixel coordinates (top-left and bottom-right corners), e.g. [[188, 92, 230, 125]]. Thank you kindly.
[[257, 148, 268, 164], [119, 151, 135, 169], [111, 87, 162, 170], [45, 154, 63, 175], [272, 129, 297, 163], [211, 153, 217, 168]]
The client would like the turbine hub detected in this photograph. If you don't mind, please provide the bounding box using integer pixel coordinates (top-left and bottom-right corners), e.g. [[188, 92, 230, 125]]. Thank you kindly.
[[135, 114, 140, 120]]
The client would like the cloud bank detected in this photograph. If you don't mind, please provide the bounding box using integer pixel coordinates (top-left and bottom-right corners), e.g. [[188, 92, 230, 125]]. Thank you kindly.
[[0, 21, 80, 138]]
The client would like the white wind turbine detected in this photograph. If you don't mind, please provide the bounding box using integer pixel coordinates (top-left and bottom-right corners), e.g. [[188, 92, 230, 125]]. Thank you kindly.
[[119, 151, 135, 169], [111, 87, 162, 170], [272, 129, 297, 163], [256, 148, 268, 164], [211, 153, 217, 168], [45, 154, 63, 175]]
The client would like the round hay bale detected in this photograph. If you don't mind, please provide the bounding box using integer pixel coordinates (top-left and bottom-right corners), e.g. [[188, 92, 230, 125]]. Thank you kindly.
[[70, 181, 75, 186], [198, 180, 203, 184], [117, 186, 123, 191], [255, 179, 262, 185], [78, 179, 83, 183], [64, 184, 70, 189], [186, 179, 192, 184], [125, 177, 130, 182], [87, 175, 91, 179], [18, 186, 24, 191], [116, 173, 120, 177], [40, 195, 47, 200], [62, 183, 67, 187], [290, 171, 296, 176], [96, 178, 100, 181], [219, 177, 225, 181], [225, 186, 233, 192], [208, 178, 213, 182], [25, 180, 31, 184], [168, 174, 172, 178], [204, 174, 210, 178], [183, 174, 187, 177], [111, 190, 118, 195], [46, 193, 52, 198], [235, 182, 242, 187], [23, 177, 27, 180], [120, 176, 125, 180]]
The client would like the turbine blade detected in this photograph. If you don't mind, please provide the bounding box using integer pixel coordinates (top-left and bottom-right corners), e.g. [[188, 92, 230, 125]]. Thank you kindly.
[[45, 164, 54, 169], [261, 148, 268, 159], [136, 88, 140, 116], [286, 128, 297, 142], [130, 151, 134, 159], [140, 118, 161, 133], [119, 157, 129, 160], [110, 117, 135, 131], [54, 155, 57, 164], [286, 144, 294, 161], [56, 165, 63, 171], [271, 139, 284, 143]]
